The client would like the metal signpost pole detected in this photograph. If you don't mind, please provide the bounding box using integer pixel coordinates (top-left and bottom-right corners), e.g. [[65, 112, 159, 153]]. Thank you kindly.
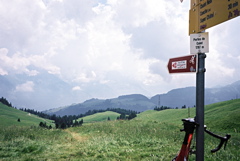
[[196, 52, 206, 161], [188, 0, 240, 160], [190, 1, 207, 160]]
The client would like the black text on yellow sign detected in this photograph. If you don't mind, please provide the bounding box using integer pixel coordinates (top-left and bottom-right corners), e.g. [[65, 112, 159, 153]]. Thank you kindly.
[[189, 0, 240, 34]]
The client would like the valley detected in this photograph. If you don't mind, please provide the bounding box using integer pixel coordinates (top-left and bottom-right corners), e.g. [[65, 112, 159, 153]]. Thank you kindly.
[[0, 99, 239, 160]]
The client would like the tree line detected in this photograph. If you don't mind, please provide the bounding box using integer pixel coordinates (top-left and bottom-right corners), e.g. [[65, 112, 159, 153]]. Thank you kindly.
[[154, 105, 190, 111], [81, 108, 139, 117], [117, 112, 137, 120], [19, 107, 138, 129], [153, 106, 171, 111], [19, 108, 84, 129], [0, 97, 14, 108], [1, 96, 138, 129]]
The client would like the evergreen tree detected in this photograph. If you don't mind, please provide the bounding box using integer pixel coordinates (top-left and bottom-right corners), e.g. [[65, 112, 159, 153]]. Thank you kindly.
[[128, 113, 137, 120], [79, 119, 83, 125], [0, 97, 12, 107], [60, 122, 67, 129], [55, 123, 59, 129], [73, 120, 78, 127], [39, 122, 44, 127], [119, 113, 126, 120]]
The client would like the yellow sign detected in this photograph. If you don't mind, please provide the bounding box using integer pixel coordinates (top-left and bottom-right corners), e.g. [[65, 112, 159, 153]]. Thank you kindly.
[[189, 0, 240, 34]]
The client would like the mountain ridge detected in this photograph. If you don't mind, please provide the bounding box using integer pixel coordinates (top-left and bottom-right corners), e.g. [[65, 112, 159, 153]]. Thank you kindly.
[[44, 80, 240, 116]]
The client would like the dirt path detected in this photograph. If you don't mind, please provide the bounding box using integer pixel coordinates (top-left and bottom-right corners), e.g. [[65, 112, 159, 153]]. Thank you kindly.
[[65, 129, 88, 142]]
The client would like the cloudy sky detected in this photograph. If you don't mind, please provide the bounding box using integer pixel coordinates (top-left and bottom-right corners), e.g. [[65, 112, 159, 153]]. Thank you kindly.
[[0, 0, 240, 110]]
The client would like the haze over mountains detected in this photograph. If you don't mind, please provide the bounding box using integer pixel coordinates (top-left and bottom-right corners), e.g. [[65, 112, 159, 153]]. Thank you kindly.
[[1, 0, 240, 117], [45, 80, 240, 116], [1, 69, 239, 115]]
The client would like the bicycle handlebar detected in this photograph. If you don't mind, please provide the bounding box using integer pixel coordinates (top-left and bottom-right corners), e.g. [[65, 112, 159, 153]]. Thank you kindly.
[[173, 118, 231, 161], [181, 118, 231, 153], [204, 128, 231, 153]]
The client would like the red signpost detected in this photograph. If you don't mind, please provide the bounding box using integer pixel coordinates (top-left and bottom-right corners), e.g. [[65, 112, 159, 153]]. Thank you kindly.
[[167, 55, 198, 74]]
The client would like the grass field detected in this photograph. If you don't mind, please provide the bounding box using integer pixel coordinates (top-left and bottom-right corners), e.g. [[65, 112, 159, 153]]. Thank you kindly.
[[0, 99, 239, 160], [0, 103, 54, 128], [78, 111, 120, 123]]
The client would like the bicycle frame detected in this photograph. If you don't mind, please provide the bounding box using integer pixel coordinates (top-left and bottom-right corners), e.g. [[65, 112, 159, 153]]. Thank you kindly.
[[172, 118, 231, 161], [172, 118, 196, 161]]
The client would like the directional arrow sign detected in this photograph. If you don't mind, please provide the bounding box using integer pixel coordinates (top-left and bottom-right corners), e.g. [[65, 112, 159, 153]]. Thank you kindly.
[[167, 55, 198, 74], [189, 0, 240, 34]]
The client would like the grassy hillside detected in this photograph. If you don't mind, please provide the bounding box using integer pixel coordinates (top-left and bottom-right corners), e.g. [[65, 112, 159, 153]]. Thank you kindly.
[[0, 103, 54, 128], [0, 99, 239, 160], [78, 111, 120, 123], [138, 99, 240, 132], [204, 99, 240, 132]]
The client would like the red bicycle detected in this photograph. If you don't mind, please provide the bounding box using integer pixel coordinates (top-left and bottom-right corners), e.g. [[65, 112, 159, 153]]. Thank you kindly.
[[172, 118, 231, 161]]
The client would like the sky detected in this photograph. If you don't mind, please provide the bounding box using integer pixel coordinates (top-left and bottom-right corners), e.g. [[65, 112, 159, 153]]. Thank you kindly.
[[0, 0, 240, 110]]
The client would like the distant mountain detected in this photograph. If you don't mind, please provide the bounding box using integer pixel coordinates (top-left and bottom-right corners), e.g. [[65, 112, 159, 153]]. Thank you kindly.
[[151, 87, 196, 108], [205, 80, 240, 103], [44, 94, 156, 116], [0, 68, 152, 111], [45, 80, 240, 116], [2, 68, 240, 115], [151, 80, 240, 108]]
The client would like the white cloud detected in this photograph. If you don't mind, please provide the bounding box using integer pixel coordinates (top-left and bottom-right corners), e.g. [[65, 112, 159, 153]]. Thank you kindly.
[[0, 48, 60, 76], [0, 0, 240, 109], [72, 86, 81, 91], [238, 56, 240, 61], [1, 0, 178, 92], [205, 17, 240, 87], [16, 81, 34, 92], [108, 0, 169, 27], [0, 48, 32, 75], [0, 68, 8, 75], [0, 0, 46, 51]]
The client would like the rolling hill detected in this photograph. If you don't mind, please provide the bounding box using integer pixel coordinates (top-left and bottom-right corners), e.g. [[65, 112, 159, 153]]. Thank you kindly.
[[1, 99, 239, 160], [78, 98, 240, 133], [137, 99, 240, 132], [78, 111, 120, 123], [0, 103, 54, 128], [71, 98, 240, 134], [44, 80, 240, 116], [45, 94, 156, 116], [65, 99, 240, 160]]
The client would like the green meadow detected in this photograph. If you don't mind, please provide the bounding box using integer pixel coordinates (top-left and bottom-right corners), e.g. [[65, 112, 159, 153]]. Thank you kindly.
[[0, 99, 239, 160], [0, 104, 54, 128], [78, 111, 120, 123]]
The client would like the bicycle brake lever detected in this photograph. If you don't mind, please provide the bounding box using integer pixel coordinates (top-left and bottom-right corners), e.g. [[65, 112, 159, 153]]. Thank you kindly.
[[211, 134, 231, 153], [205, 128, 231, 153], [224, 134, 231, 150]]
